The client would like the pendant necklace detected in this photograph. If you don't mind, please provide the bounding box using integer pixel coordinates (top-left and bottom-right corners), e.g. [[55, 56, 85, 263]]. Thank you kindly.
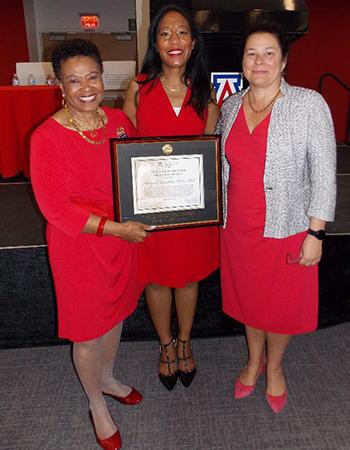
[[161, 79, 187, 92], [248, 89, 281, 114]]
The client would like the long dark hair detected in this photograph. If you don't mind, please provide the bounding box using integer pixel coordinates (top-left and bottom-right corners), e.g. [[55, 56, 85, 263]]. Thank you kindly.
[[140, 4, 211, 119]]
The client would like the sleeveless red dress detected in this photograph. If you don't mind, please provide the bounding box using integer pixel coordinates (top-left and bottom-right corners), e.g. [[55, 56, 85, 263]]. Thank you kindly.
[[136, 77, 219, 287], [220, 108, 318, 334]]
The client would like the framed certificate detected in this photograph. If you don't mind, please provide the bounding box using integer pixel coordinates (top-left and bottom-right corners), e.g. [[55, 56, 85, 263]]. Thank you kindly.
[[110, 135, 222, 230]]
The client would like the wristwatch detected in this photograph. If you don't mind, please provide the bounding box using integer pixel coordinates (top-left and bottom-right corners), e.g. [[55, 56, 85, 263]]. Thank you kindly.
[[307, 229, 326, 240]]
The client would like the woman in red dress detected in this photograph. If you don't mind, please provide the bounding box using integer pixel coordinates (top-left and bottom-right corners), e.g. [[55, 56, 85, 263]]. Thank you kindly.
[[217, 24, 336, 413], [123, 5, 219, 390], [31, 40, 152, 449]]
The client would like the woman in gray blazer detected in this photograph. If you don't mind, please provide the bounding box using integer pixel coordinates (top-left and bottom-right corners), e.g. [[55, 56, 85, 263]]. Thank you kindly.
[[216, 22, 336, 413]]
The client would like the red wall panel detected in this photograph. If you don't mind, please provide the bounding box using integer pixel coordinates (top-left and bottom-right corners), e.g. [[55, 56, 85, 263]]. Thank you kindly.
[[0, 1, 29, 85], [287, 0, 350, 142], [0, 1, 348, 140]]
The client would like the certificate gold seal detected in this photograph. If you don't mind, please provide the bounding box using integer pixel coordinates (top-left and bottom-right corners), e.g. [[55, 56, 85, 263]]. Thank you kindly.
[[162, 144, 173, 155]]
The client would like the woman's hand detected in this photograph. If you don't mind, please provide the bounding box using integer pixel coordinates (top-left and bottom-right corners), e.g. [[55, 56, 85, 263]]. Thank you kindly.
[[83, 215, 154, 242], [117, 221, 154, 243], [298, 235, 323, 266]]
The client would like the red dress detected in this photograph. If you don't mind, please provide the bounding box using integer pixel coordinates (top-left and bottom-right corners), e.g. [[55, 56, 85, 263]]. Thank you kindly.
[[30, 108, 142, 342], [220, 108, 318, 335], [136, 77, 219, 287]]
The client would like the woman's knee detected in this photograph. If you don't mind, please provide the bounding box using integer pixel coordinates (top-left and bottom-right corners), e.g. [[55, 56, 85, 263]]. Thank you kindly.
[[147, 283, 169, 293], [73, 336, 104, 354]]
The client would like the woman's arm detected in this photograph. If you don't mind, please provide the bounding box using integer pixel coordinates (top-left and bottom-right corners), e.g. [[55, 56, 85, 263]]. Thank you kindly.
[[306, 92, 337, 222], [299, 217, 326, 266], [31, 127, 151, 241], [204, 88, 219, 134], [298, 91, 337, 266], [122, 79, 139, 127], [31, 129, 91, 238], [83, 214, 151, 243]]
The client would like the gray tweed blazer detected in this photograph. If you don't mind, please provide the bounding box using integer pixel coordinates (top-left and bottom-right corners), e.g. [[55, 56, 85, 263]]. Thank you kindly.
[[215, 78, 337, 238]]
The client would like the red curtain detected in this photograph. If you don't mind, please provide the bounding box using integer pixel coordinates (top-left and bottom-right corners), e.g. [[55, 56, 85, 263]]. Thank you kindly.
[[0, 1, 29, 85], [288, 0, 350, 142]]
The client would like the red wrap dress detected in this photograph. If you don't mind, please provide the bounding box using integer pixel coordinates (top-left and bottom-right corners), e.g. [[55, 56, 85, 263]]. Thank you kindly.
[[136, 78, 219, 287], [30, 108, 142, 342], [220, 108, 318, 335]]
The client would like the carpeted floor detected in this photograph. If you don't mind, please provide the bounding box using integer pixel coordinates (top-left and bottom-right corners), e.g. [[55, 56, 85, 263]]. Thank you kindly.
[[1, 324, 350, 450]]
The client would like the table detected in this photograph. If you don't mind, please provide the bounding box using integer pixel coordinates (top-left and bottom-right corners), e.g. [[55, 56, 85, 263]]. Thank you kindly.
[[102, 89, 126, 109], [0, 86, 62, 178]]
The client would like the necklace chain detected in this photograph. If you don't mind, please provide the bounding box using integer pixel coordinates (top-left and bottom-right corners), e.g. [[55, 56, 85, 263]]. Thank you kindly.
[[248, 89, 281, 114], [64, 103, 107, 145], [161, 79, 187, 92]]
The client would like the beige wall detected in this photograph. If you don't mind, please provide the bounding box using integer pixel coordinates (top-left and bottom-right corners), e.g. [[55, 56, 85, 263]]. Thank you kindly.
[[41, 33, 137, 62], [24, 0, 150, 82], [136, 0, 150, 71]]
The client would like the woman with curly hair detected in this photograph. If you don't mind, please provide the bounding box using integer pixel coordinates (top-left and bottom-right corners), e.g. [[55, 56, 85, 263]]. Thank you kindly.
[[31, 39, 152, 449]]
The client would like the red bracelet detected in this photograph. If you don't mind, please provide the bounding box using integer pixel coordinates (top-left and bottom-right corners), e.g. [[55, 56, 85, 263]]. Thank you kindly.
[[96, 216, 108, 237]]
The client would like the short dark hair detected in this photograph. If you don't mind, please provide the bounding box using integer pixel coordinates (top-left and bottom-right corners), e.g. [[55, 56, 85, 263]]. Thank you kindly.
[[242, 22, 290, 59], [140, 4, 212, 119], [51, 39, 103, 80]]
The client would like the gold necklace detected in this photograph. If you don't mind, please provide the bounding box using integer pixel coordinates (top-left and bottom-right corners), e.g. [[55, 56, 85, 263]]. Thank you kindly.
[[247, 89, 281, 114], [64, 103, 107, 145], [161, 79, 187, 92]]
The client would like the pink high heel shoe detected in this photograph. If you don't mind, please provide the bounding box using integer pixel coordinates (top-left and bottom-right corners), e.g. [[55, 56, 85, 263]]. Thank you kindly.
[[265, 389, 288, 414], [265, 371, 288, 413], [234, 363, 266, 399]]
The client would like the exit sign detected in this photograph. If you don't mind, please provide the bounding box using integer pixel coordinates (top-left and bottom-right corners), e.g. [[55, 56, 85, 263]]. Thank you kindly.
[[80, 14, 100, 30]]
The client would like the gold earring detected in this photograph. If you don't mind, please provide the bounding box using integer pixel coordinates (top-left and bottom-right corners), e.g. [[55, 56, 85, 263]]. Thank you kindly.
[[62, 96, 67, 109]]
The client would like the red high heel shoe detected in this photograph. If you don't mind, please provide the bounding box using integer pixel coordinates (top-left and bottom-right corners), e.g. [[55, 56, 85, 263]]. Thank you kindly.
[[265, 389, 288, 413], [234, 363, 266, 399], [265, 371, 288, 413], [89, 411, 122, 450], [104, 387, 143, 406]]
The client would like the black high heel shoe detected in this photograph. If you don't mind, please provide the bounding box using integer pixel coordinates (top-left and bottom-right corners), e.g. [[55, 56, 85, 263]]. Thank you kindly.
[[159, 338, 178, 391], [177, 338, 196, 388]]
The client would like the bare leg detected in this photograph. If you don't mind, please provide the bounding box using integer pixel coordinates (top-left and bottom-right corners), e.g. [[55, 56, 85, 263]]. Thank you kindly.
[[174, 282, 198, 372], [100, 321, 131, 398], [145, 283, 177, 375], [266, 332, 291, 396], [239, 325, 266, 385], [73, 338, 116, 439]]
